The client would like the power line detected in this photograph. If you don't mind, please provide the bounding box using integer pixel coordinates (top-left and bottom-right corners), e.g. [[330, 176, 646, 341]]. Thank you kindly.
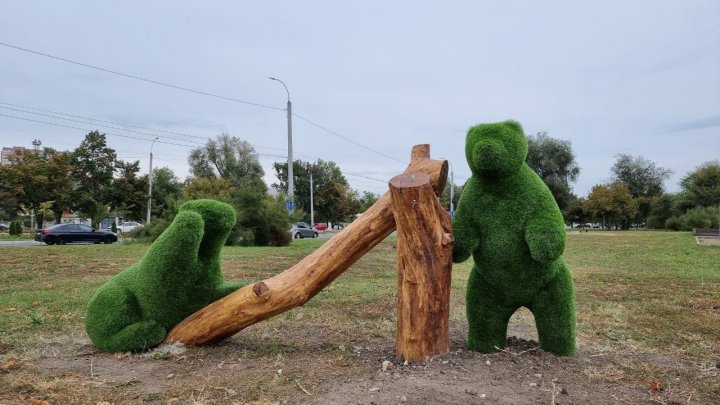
[[0, 101, 209, 142], [0, 104, 206, 147], [0, 42, 283, 111], [0, 112, 199, 148], [293, 112, 407, 165], [1, 41, 408, 165], [2, 113, 297, 163], [340, 170, 386, 183], [0, 102, 289, 154]]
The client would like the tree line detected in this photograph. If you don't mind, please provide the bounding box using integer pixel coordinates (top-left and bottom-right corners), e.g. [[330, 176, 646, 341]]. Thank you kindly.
[[2, 130, 718, 244], [525, 134, 719, 231], [0, 132, 381, 246]]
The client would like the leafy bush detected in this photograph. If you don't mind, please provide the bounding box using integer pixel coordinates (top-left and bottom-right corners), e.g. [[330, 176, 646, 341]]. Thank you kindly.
[[9, 221, 23, 236], [111, 221, 117, 233], [231, 192, 291, 247], [132, 218, 170, 242], [681, 206, 719, 230], [665, 217, 682, 231], [664, 206, 719, 231], [228, 227, 256, 246]]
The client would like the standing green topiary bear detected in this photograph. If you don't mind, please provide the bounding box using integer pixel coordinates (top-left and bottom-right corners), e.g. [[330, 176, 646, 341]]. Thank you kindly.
[[452, 120, 576, 356], [85, 199, 246, 352]]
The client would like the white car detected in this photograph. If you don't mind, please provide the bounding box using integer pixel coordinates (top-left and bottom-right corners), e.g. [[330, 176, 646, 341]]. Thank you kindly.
[[114, 221, 143, 233]]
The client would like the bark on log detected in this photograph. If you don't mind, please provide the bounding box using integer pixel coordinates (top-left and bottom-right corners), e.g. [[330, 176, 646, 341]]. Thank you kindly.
[[390, 173, 453, 362], [165, 144, 447, 346]]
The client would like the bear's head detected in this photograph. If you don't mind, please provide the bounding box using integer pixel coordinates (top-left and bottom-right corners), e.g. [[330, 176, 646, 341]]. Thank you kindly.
[[465, 120, 528, 178]]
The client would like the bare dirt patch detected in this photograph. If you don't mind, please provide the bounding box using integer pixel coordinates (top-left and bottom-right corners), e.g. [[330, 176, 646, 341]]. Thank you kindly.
[[3, 321, 716, 404]]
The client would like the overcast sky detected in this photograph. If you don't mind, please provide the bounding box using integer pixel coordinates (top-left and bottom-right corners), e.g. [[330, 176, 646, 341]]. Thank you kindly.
[[1, 1, 718, 197]]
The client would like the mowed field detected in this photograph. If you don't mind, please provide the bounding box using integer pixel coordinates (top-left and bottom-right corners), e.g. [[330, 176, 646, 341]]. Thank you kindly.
[[0, 231, 718, 404]]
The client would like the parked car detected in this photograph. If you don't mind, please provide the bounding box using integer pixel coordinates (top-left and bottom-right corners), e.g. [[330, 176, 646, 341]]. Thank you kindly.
[[35, 223, 118, 245], [0, 222, 9, 232], [290, 222, 319, 239], [107, 221, 143, 233], [312, 223, 328, 231]]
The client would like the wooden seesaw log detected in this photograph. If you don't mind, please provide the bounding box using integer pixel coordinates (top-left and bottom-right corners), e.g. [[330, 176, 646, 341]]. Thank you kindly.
[[389, 173, 453, 362], [165, 144, 448, 346]]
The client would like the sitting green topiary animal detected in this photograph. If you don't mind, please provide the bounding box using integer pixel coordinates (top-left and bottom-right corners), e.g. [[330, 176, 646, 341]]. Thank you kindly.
[[85, 199, 246, 352], [452, 120, 576, 356]]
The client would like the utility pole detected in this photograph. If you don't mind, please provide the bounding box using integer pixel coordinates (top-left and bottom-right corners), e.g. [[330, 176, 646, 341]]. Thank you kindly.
[[269, 77, 294, 212], [146, 137, 159, 224], [309, 164, 314, 226]]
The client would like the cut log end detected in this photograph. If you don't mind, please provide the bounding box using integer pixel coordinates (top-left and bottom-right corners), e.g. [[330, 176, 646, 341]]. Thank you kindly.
[[389, 173, 431, 189]]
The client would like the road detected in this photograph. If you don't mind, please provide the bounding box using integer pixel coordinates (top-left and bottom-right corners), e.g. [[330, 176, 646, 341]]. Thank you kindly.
[[0, 240, 46, 247], [0, 232, 337, 247]]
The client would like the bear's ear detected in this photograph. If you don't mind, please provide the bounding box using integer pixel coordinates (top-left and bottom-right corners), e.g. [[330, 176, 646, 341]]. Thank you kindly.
[[504, 120, 524, 134]]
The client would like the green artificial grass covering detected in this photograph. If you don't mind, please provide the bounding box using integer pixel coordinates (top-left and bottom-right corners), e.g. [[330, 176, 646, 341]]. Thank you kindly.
[[452, 121, 576, 356], [85, 199, 246, 352]]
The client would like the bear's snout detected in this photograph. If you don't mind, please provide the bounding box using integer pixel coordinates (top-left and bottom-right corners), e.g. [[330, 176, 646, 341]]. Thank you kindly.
[[473, 141, 505, 172]]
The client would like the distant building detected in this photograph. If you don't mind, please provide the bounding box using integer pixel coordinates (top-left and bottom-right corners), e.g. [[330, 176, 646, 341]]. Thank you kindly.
[[1, 140, 44, 165], [60, 211, 91, 226], [0, 146, 33, 165]]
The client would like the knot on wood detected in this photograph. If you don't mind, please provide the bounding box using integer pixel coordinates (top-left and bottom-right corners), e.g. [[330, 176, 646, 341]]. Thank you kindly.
[[252, 282, 269, 297]]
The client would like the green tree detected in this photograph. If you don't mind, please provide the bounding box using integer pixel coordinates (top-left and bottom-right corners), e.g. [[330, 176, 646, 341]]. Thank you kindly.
[[584, 181, 637, 230], [188, 134, 266, 193], [0, 147, 73, 228], [439, 183, 464, 212], [108, 160, 148, 221], [71, 131, 117, 222], [680, 161, 720, 208], [150, 167, 182, 220], [526, 132, 580, 211], [46, 151, 76, 224], [611, 154, 672, 197], [232, 191, 291, 246], [273, 159, 358, 224], [563, 196, 589, 227], [182, 177, 236, 203], [357, 191, 380, 212], [647, 193, 679, 229], [611, 154, 672, 226]]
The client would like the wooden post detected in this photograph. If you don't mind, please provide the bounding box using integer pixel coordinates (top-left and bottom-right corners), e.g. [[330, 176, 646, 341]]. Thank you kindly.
[[389, 173, 453, 362], [165, 145, 447, 346]]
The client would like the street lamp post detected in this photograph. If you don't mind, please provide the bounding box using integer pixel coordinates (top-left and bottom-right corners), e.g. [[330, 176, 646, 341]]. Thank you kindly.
[[269, 77, 294, 211], [146, 137, 159, 225], [309, 163, 314, 226], [441, 159, 455, 216]]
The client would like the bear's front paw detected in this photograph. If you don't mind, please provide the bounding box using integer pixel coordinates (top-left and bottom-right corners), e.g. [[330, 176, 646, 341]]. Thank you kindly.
[[526, 227, 564, 263]]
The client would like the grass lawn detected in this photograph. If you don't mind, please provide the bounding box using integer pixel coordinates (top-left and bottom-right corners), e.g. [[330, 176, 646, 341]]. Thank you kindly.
[[0, 231, 718, 403]]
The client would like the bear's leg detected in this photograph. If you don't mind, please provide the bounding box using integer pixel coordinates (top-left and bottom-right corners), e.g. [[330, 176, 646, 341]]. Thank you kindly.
[[85, 284, 166, 353], [466, 267, 516, 353], [530, 268, 576, 356]]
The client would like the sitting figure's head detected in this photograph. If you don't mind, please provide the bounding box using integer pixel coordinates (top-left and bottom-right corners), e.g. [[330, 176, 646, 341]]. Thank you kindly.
[[465, 120, 527, 178]]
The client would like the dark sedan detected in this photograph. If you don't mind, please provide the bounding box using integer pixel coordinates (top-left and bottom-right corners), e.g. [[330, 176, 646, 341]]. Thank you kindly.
[[35, 223, 118, 245]]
